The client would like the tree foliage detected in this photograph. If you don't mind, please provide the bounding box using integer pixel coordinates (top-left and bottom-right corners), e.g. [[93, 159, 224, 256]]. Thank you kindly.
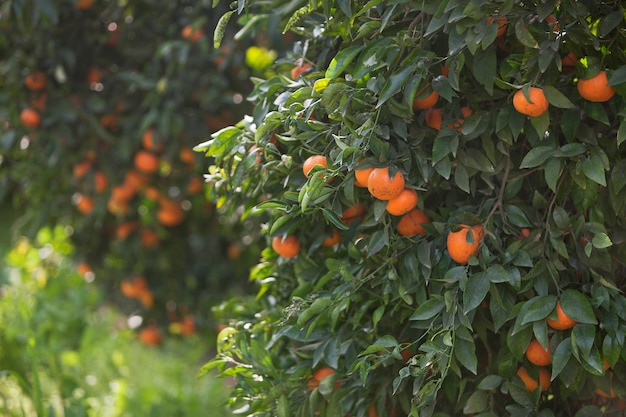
[[204, 0, 626, 416], [0, 0, 261, 318]]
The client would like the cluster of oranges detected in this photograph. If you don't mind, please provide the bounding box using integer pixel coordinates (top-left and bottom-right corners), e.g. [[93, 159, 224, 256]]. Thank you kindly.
[[21, 71, 47, 129]]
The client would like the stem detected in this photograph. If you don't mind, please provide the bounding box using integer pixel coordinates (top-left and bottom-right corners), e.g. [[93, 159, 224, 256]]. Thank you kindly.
[[484, 154, 511, 227]]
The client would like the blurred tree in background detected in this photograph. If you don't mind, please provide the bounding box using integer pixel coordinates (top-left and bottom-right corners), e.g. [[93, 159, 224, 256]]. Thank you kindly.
[[0, 0, 283, 330]]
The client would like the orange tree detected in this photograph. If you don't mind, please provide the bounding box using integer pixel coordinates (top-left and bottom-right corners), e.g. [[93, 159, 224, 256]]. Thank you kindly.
[[202, 1, 626, 416], [0, 1, 265, 329]]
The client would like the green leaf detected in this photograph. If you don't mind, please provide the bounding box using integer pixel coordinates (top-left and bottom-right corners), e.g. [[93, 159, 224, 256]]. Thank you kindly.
[[326, 45, 365, 79], [454, 164, 470, 193], [543, 85, 575, 108], [581, 154, 607, 186], [573, 406, 603, 417], [551, 337, 572, 379], [454, 336, 477, 374], [531, 111, 550, 138], [553, 143, 586, 158], [611, 160, 626, 192], [544, 158, 562, 193], [472, 46, 497, 95], [519, 146, 554, 168], [463, 390, 489, 414], [477, 375, 504, 390], [464, 272, 490, 313], [599, 11, 624, 37], [514, 19, 537, 48], [591, 232, 612, 249], [572, 324, 596, 361], [607, 66, 626, 86], [617, 120, 626, 148], [213, 10, 235, 48], [410, 296, 445, 321], [520, 295, 557, 325], [484, 265, 510, 283], [297, 297, 333, 326], [377, 65, 415, 108], [560, 289, 598, 325]]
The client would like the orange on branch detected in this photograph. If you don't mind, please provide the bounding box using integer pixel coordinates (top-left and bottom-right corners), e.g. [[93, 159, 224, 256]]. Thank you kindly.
[[303, 155, 328, 178], [307, 367, 337, 390], [546, 300, 577, 330], [412, 85, 439, 109], [386, 188, 418, 216], [578, 71, 615, 102], [322, 228, 341, 247], [24, 72, 46, 91], [513, 87, 549, 117], [134, 151, 160, 174], [517, 366, 550, 392], [447, 224, 483, 264], [20, 108, 41, 128], [425, 107, 443, 130], [525, 339, 551, 366], [271, 235, 300, 258], [367, 167, 405, 200], [397, 209, 430, 236]]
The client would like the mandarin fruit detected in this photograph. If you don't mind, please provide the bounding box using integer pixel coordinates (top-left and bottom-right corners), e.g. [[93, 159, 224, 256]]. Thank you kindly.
[[387, 188, 418, 216], [25, 71, 46, 91], [20, 108, 41, 128], [303, 155, 328, 178], [367, 167, 405, 200], [513, 87, 549, 117], [517, 366, 550, 392], [525, 339, 551, 366], [354, 165, 375, 188], [546, 300, 577, 330], [413, 86, 439, 109], [425, 107, 443, 130], [272, 235, 300, 258], [307, 367, 337, 390], [447, 224, 483, 264], [577, 71, 615, 102], [322, 228, 341, 247], [397, 209, 430, 236]]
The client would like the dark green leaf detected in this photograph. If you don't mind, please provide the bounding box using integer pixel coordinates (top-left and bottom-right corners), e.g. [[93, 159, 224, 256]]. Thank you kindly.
[[551, 338, 572, 379], [581, 154, 607, 186], [464, 273, 490, 313], [599, 11, 623, 37], [377, 65, 415, 108], [543, 85, 575, 108], [410, 296, 445, 321], [463, 390, 489, 414], [519, 146, 554, 168], [561, 289, 598, 325]]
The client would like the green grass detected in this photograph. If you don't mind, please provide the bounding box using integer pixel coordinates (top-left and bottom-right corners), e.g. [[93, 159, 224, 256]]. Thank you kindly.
[[0, 227, 233, 417]]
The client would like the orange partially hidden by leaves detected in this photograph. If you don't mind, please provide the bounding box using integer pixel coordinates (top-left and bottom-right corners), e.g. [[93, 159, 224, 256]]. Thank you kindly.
[[342, 202, 366, 224], [179, 148, 196, 166], [142, 128, 164, 152], [25, 72, 46, 91], [76, 262, 92, 277], [368, 404, 397, 417], [138, 324, 162, 346], [87, 66, 102, 84], [134, 151, 160, 174], [73, 160, 92, 179], [425, 107, 443, 130], [322, 228, 341, 247], [307, 367, 336, 390], [20, 108, 41, 128], [94, 171, 108, 193], [140, 228, 160, 248], [386, 188, 418, 216], [525, 339, 551, 366], [595, 372, 617, 398], [412, 86, 439, 109], [181, 25, 204, 42], [186, 176, 204, 195], [487, 16, 508, 37], [397, 209, 430, 236], [115, 221, 138, 240], [354, 165, 375, 188], [447, 224, 483, 264], [561, 52, 578, 73], [291, 60, 312, 79], [517, 366, 550, 392], [303, 155, 328, 178], [512, 87, 549, 117], [367, 167, 405, 200], [546, 300, 577, 330], [577, 71, 615, 103], [75, 194, 95, 214], [271, 235, 300, 258], [74, 0, 93, 9], [157, 199, 185, 227]]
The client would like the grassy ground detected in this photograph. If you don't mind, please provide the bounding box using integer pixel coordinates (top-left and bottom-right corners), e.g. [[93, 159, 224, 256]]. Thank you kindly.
[[0, 226, 233, 417]]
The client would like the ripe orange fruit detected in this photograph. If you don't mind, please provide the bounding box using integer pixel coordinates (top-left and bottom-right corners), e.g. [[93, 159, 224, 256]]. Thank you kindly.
[[134, 151, 160, 174], [447, 224, 484, 264], [354, 164, 374, 188], [179, 148, 196, 166], [73, 160, 92, 179], [595, 372, 617, 398], [517, 366, 550, 392], [157, 199, 185, 226], [124, 169, 149, 190], [525, 339, 551, 366], [24, 71, 46, 91], [115, 221, 138, 240], [186, 176, 204, 195], [111, 182, 136, 202], [367, 167, 405, 200], [87, 66, 102, 84], [513, 87, 549, 117], [142, 129, 164, 152], [387, 188, 418, 216], [121, 276, 148, 298], [577, 71, 615, 102], [76, 262, 92, 277], [322, 228, 341, 247], [144, 186, 161, 201], [303, 155, 328, 178], [307, 367, 336, 390], [271, 235, 300, 258], [138, 325, 162, 346], [181, 315, 196, 336], [100, 114, 118, 130], [412, 85, 439, 109], [397, 209, 430, 236], [291, 60, 312, 79], [561, 52, 577, 73], [75, 0, 93, 9], [94, 171, 108, 193], [546, 300, 577, 330], [487, 16, 508, 37], [140, 228, 160, 248], [75, 194, 95, 214], [20, 108, 41, 128], [107, 196, 129, 215], [30, 93, 47, 112], [181, 25, 204, 42], [138, 290, 154, 309], [425, 107, 443, 130]]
